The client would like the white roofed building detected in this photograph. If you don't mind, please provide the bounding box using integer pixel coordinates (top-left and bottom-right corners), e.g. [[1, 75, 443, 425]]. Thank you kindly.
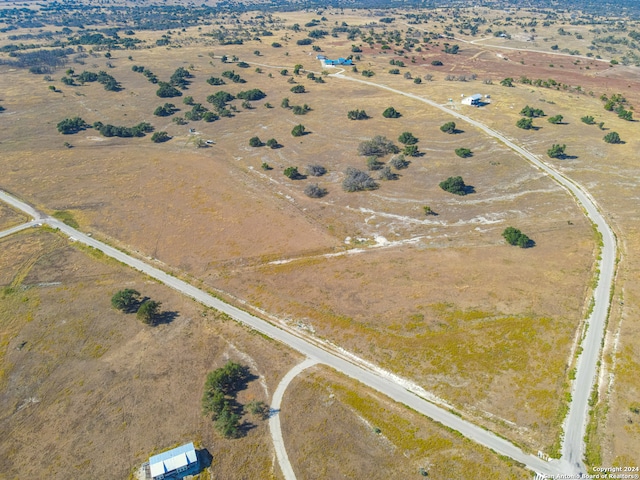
[[462, 94, 483, 106], [149, 442, 200, 480]]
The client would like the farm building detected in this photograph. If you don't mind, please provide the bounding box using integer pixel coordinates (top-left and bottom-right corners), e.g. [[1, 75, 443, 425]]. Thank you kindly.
[[149, 443, 200, 480], [323, 57, 353, 66], [462, 94, 483, 106]]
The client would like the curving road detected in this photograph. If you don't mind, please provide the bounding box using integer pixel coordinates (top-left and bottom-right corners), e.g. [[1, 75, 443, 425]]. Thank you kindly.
[[269, 358, 318, 480], [0, 188, 560, 477], [328, 71, 616, 474]]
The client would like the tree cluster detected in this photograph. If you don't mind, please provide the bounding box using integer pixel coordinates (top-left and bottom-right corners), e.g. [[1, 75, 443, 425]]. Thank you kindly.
[[151, 131, 170, 143], [207, 76, 225, 86], [169, 66, 192, 89], [221, 70, 246, 83], [237, 88, 266, 101], [153, 103, 178, 117], [358, 135, 399, 157], [57, 116, 88, 134], [111, 289, 163, 325], [93, 121, 153, 138], [347, 109, 369, 120], [516, 117, 534, 129], [156, 81, 182, 98], [202, 361, 253, 438], [502, 227, 533, 248], [439, 176, 468, 195], [520, 105, 545, 118]]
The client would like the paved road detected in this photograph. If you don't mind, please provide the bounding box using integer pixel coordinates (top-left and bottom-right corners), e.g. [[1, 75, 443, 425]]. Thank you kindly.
[[0, 220, 39, 239], [269, 358, 318, 480], [0, 188, 559, 476], [329, 72, 617, 474]]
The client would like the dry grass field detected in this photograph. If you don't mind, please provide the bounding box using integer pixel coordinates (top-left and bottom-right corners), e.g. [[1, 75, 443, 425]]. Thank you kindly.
[[0, 228, 301, 479], [1, 4, 640, 471], [0, 203, 27, 231], [281, 365, 530, 479]]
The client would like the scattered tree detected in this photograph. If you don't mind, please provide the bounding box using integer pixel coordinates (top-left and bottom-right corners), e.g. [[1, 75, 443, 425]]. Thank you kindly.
[[548, 115, 564, 124], [389, 154, 410, 170], [236, 89, 266, 101], [249, 136, 263, 147], [151, 131, 170, 143], [304, 183, 327, 198], [290, 85, 306, 93], [57, 116, 88, 134], [156, 82, 182, 98], [153, 103, 177, 117], [207, 76, 225, 85], [367, 156, 383, 171], [581, 115, 595, 125], [111, 289, 141, 313], [266, 138, 279, 149], [439, 176, 468, 195], [403, 145, 419, 157], [284, 166, 302, 179], [137, 299, 161, 325], [382, 106, 401, 118], [343, 167, 378, 192], [423, 205, 436, 216], [603, 132, 622, 144], [500, 77, 514, 87], [291, 124, 306, 137], [516, 117, 534, 129], [398, 132, 418, 145], [520, 105, 545, 117], [455, 148, 472, 158], [306, 164, 326, 176], [502, 227, 533, 248], [347, 109, 369, 120], [547, 144, 567, 158], [358, 135, 399, 157], [378, 166, 398, 180], [440, 121, 457, 134]]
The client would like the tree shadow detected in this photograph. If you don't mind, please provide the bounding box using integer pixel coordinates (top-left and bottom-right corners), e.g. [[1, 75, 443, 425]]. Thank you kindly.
[[238, 421, 257, 436], [463, 184, 475, 194], [453, 128, 465, 134], [153, 310, 179, 325], [559, 154, 578, 160], [524, 239, 536, 248]]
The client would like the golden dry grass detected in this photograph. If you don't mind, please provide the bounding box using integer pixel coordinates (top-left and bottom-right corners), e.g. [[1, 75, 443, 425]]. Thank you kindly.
[[1, 5, 639, 466], [281, 365, 530, 479], [0, 228, 300, 479]]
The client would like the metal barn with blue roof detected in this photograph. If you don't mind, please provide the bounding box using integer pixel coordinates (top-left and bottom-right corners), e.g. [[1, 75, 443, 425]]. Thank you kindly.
[[149, 442, 200, 480]]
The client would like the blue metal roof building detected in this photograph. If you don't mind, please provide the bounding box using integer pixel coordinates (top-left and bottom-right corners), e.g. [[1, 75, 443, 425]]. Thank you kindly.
[[149, 442, 200, 480], [323, 57, 353, 66]]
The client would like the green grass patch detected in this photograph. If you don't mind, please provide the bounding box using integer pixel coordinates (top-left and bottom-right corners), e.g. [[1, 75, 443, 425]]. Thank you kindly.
[[52, 210, 79, 229]]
